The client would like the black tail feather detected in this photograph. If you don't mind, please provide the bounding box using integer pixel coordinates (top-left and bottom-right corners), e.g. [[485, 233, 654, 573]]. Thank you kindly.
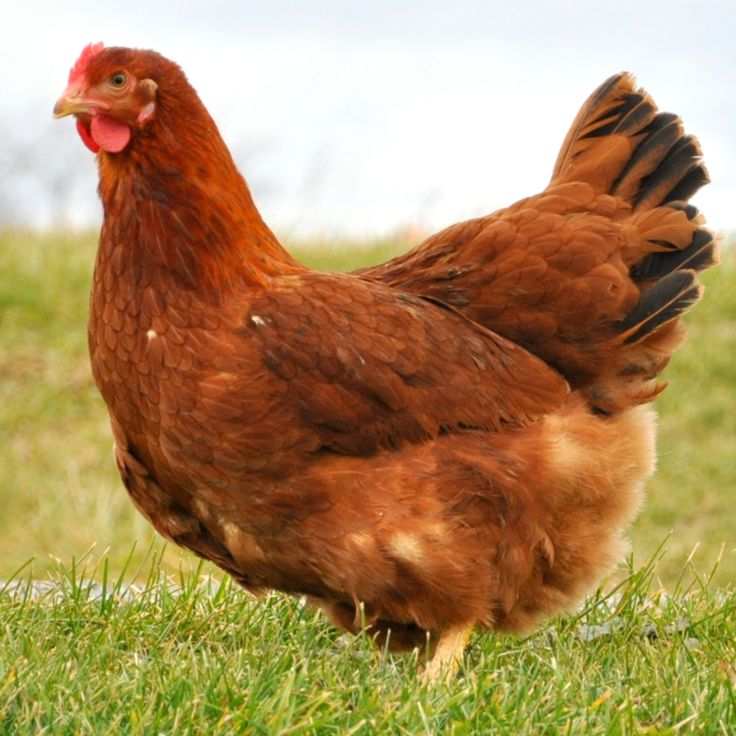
[[580, 93, 652, 139], [614, 97, 659, 135], [667, 200, 700, 220], [665, 164, 710, 205], [612, 115, 682, 199], [620, 270, 703, 345], [553, 72, 710, 209], [631, 228, 717, 282], [634, 135, 706, 211]]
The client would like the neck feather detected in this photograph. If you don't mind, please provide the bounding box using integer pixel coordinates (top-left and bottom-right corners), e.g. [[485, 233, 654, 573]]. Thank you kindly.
[[96, 88, 299, 294]]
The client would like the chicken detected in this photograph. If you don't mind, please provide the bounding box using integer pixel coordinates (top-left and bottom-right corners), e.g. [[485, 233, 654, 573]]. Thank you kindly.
[[54, 44, 715, 683]]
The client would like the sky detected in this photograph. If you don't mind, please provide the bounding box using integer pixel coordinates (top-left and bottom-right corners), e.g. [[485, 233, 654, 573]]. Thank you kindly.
[[2, 0, 735, 238]]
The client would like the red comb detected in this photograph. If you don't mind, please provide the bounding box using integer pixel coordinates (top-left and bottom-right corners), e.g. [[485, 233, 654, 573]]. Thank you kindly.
[[68, 42, 104, 85]]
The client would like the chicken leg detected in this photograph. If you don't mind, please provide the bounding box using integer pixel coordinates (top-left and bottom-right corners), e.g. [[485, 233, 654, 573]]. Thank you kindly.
[[422, 622, 474, 685]]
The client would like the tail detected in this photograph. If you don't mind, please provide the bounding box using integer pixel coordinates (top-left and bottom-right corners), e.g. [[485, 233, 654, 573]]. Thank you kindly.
[[553, 72, 718, 411]]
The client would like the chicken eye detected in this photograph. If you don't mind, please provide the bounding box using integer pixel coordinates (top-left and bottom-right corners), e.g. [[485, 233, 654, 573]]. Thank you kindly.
[[109, 72, 127, 88]]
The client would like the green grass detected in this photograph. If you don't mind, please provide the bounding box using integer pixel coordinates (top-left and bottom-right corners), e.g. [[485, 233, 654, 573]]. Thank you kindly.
[[1, 229, 734, 733], [0, 549, 734, 734]]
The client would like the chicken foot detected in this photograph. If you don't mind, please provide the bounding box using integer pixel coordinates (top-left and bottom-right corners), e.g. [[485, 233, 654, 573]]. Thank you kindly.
[[422, 622, 474, 685]]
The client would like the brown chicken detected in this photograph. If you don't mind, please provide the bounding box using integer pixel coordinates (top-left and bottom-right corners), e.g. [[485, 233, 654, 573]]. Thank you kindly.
[[54, 44, 715, 682]]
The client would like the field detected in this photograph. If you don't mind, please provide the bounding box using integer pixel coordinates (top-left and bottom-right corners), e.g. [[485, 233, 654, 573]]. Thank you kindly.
[[1, 556, 734, 734], [1, 229, 735, 733]]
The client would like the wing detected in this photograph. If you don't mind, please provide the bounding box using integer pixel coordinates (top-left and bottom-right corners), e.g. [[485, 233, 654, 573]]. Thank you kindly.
[[358, 185, 639, 386], [242, 271, 569, 457]]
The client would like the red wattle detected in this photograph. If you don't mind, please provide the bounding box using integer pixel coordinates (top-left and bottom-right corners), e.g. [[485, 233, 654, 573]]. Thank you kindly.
[[90, 115, 131, 153], [76, 119, 100, 153]]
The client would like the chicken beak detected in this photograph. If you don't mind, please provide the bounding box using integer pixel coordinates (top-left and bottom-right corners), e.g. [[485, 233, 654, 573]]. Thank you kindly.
[[54, 96, 84, 119], [53, 85, 107, 119]]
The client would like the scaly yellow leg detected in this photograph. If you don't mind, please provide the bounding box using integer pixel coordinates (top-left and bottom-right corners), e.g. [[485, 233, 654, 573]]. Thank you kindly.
[[422, 622, 474, 685]]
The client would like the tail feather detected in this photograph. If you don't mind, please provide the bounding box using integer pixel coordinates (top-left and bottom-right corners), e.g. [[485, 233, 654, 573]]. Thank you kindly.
[[578, 93, 654, 140], [554, 72, 717, 411], [633, 135, 706, 211], [616, 105, 671, 137], [662, 158, 710, 206], [553, 73, 649, 173], [554, 71, 716, 332], [553, 72, 710, 212], [611, 115, 682, 202], [668, 200, 700, 220], [631, 228, 718, 282], [618, 270, 703, 345]]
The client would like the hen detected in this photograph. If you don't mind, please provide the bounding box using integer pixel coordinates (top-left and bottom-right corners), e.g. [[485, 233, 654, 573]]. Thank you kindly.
[[54, 44, 716, 682]]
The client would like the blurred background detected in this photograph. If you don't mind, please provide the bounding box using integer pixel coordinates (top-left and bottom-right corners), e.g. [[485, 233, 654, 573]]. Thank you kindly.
[[3, 0, 736, 236], [1, 1, 734, 586]]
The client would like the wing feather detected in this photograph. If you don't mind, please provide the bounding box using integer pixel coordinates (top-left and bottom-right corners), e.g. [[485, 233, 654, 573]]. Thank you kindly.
[[243, 272, 568, 458]]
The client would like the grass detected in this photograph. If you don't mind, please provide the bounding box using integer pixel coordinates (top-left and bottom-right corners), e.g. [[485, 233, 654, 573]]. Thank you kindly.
[[0, 228, 734, 732], [1, 547, 734, 734]]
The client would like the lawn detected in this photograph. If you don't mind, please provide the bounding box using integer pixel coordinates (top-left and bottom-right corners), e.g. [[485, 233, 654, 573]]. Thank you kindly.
[[0, 229, 734, 733], [1, 549, 734, 733]]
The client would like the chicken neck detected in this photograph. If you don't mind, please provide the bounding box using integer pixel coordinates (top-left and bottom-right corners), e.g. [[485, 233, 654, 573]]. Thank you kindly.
[[94, 93, 300, 298]]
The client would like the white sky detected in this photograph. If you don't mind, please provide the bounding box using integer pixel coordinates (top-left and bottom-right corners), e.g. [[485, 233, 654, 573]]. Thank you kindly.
[[3, 0, 735, 238]]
